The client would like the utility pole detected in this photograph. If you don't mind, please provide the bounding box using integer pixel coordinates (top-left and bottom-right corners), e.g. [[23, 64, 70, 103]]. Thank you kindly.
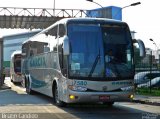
[[149, 50, 152, 93], [53, 0, 55, 16]]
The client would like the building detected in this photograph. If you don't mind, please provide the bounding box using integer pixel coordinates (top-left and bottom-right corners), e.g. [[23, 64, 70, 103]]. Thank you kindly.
[[2, 30, 41, 76], [86, 6, 122, 20]]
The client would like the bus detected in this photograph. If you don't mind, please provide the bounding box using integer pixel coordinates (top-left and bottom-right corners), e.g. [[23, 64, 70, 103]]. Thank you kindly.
[[10, 50, 22, 83], [21, 18, 145, 107]]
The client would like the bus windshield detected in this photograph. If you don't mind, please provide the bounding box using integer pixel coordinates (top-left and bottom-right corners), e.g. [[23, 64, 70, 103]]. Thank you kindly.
[[68, 22, 134, 79], [14, 55, 21, 73]]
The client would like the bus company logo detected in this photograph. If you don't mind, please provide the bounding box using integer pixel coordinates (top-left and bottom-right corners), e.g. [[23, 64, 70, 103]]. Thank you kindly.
[[30, 57, 46, 67], [102, 86, 107, 91], [112, 81, 132, 85]]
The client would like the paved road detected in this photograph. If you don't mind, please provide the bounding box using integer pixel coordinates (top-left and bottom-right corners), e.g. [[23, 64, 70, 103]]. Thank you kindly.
[[0, 78, 159, 119]]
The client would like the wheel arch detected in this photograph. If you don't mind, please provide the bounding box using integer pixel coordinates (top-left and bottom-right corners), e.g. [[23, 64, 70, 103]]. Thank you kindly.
[[52, 79, 57, 97]]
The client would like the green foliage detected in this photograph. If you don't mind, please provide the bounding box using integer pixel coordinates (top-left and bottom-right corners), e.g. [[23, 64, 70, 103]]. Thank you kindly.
[[3, 61, 10, 67], [133, 45, 143, 65], [136, 87, 160, 96]]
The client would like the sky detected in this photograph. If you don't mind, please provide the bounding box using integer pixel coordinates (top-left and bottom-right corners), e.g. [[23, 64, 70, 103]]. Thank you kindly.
[[0, 0, 159, 50]]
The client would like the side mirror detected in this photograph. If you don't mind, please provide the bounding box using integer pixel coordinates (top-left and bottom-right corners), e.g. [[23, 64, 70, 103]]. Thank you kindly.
[[133, 39, 146, 57], [63, 36, 70, 55]]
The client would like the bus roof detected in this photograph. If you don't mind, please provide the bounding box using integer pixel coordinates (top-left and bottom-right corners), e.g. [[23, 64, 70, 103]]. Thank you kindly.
[[11, 50, 21, 58], [54, 17, 126, 26], [22, 17, 128, 45]]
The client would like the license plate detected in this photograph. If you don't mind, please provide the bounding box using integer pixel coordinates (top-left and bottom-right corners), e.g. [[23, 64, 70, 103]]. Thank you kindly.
[[99, 95, 110, 101]]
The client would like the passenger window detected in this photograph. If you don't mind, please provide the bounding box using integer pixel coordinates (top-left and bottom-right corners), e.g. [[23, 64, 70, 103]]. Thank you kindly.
[[30, 48, 37, 56], [46, 25, 59, 52], [44, 45, 50, 53], [22, 47, 27, 58], [47, 25, 58, 37], [59, 24, 65, 37]]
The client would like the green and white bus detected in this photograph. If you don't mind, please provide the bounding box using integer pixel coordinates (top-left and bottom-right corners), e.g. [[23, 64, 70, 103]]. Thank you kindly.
[[21, 18, 145, 106]]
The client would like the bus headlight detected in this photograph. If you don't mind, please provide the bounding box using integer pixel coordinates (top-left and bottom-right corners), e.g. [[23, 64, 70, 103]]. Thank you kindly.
[[129, 94, 134, 99], [68, 85, 87, 92], [69, 95, 76, 100]]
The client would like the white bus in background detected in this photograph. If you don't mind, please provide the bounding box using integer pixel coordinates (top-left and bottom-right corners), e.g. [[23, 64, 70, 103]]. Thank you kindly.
[[10, 50, 22, 83], [21, 18, 145, 107]]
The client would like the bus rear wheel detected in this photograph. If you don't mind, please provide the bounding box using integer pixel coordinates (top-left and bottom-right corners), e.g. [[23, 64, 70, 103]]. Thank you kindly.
[[53, 85, 66, 107], [26, 78, 34, 95]]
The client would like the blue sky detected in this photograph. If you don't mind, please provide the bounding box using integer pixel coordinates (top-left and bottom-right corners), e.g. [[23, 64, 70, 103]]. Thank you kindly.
[[0, 0, 159, 49]]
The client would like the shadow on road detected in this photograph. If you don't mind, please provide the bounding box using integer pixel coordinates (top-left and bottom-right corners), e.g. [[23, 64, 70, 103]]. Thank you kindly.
[[0, 88, 53, 106]]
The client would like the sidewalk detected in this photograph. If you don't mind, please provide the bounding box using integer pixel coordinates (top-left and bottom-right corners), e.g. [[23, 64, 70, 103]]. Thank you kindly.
[[0, 83, 11, 90], [0, 77, 11, 90], [133, 95, 160, 106]]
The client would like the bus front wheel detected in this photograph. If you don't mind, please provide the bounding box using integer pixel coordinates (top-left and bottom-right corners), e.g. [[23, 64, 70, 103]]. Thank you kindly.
[[53, 84, 66, 107], [103, 102, 114, 107]]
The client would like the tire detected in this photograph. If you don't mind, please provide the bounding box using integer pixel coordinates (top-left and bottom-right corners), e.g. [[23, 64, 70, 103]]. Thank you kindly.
[[26, 78, 34, 95], [21, 76, 26, 88], [21, 79, 25, 88], [103, 102, 114, 107], [10, 75, 14, 82], [53, 84, 66, 107]]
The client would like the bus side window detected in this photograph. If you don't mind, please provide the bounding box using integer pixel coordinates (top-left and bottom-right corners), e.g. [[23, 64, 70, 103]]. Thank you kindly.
[[48, 25, 58, 38], [30, 50, 34, 56], [22, 43, 30, 58], [46, 25, 58, 52], [22, 47, 27, 58], [53, 46, 57, 52], [44, 46, 50, 53], [30, 48, 37, 56], [59, 24, 65, 37]]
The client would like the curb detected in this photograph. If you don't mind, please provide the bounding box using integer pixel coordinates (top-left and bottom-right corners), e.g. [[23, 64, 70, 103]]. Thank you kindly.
[[0, 85, 11, 91], [132, 99, 160, 106]]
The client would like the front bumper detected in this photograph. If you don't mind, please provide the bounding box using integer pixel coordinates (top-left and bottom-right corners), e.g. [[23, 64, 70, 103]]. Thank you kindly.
[[66, 90, 134, 103]]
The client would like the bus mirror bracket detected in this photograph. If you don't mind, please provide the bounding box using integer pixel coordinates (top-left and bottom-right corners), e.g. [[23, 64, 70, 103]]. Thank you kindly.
[[133, 39, 146, 57], [63, 36, 70, 55]]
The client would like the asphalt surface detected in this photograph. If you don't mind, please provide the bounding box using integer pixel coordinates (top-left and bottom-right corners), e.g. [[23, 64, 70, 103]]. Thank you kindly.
[[0, 78, 159, 119]]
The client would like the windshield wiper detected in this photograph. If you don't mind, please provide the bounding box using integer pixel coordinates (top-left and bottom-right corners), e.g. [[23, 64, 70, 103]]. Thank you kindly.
[[88, 50, 100, 77]]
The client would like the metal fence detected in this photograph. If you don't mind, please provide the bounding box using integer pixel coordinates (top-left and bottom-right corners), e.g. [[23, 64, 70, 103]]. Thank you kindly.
[[134, 51, 160, 90]]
